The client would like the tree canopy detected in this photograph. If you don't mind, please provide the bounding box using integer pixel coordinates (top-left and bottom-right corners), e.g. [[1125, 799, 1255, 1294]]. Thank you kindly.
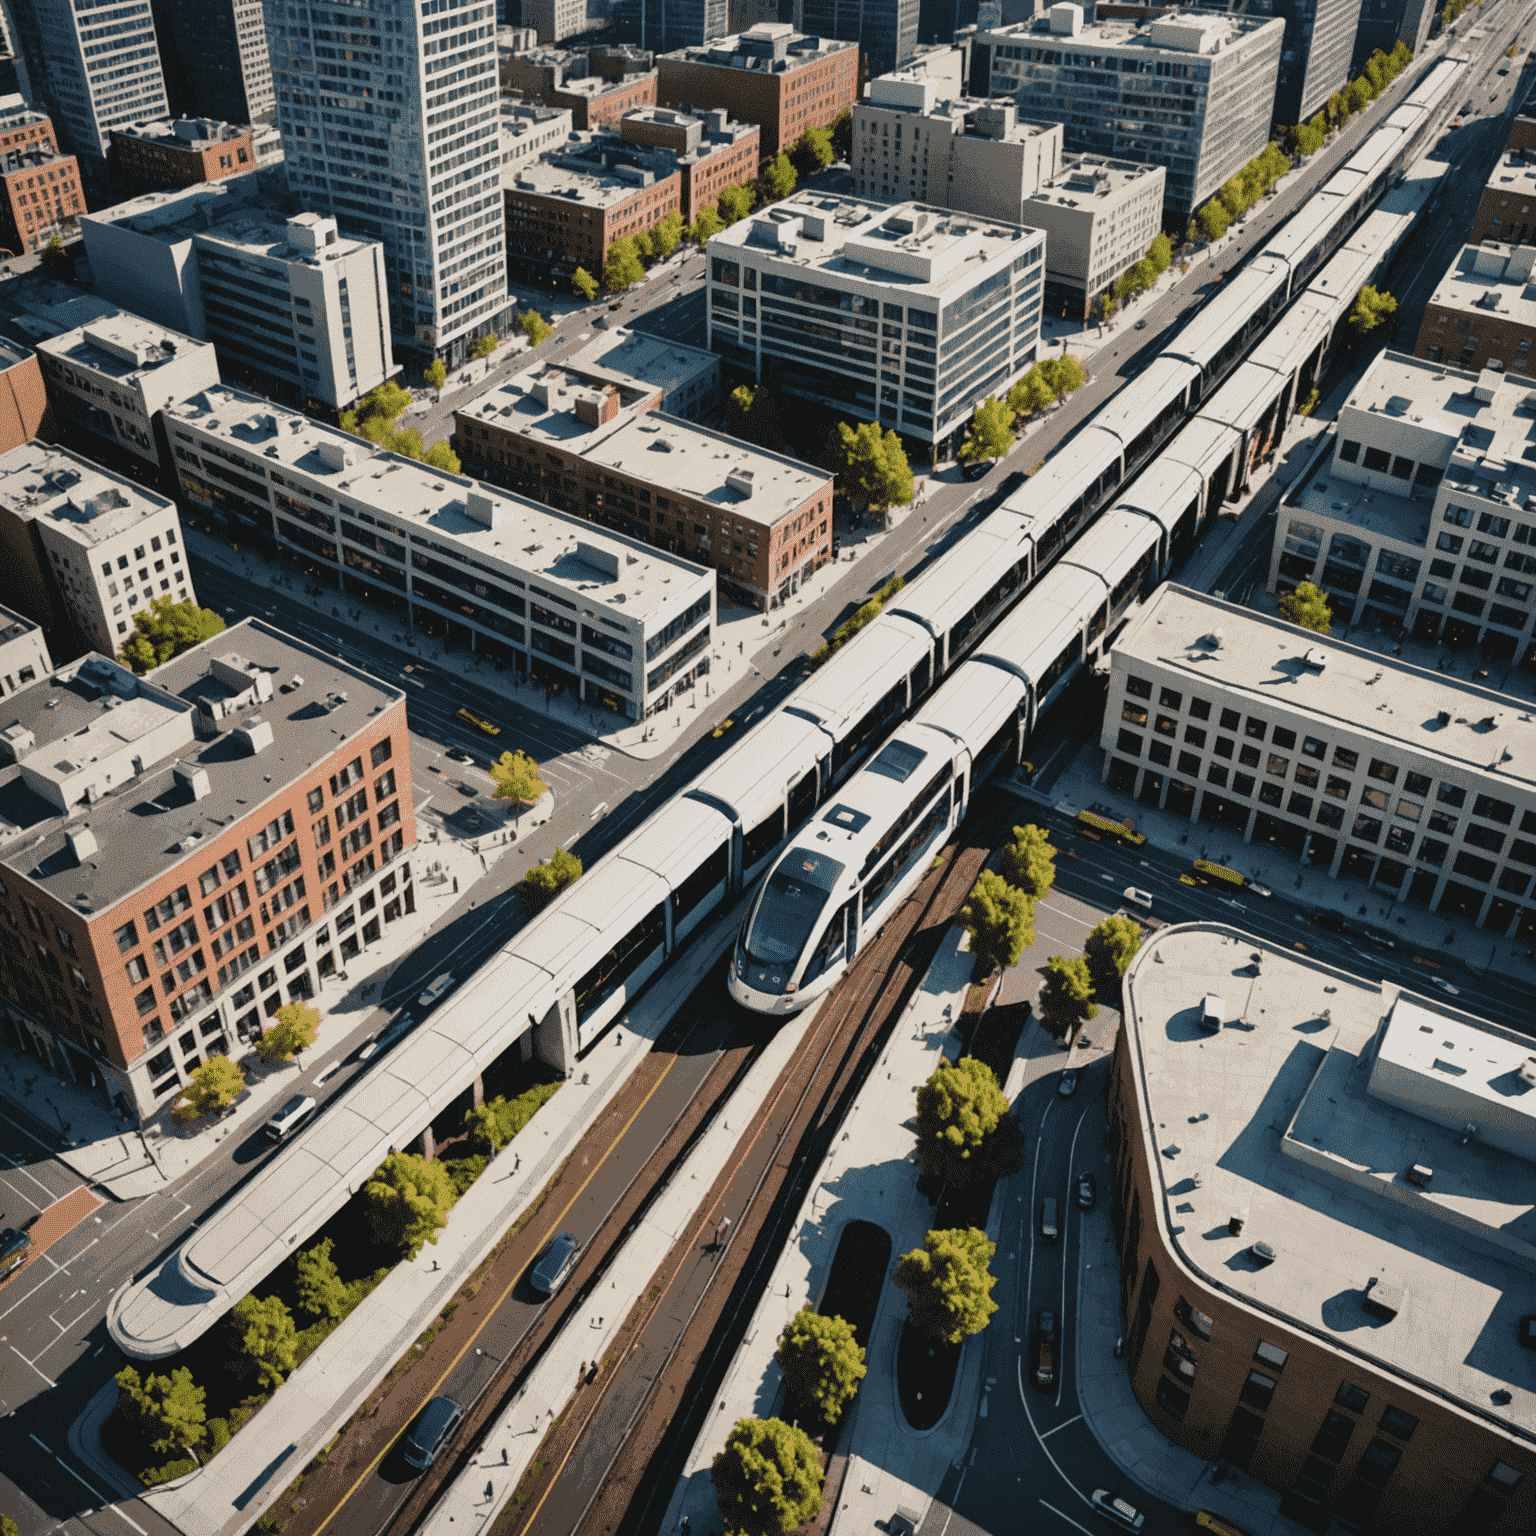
[[119, 596, 226, 675], [718, 182, 757, 224], [490, 748, 547, 807], [462, 1081, 559, 1152], [652, 211, 685, 259], [1038, 354, 1085, 396], [776, 1308, 866, 1425], [573, 265, 599, 301], [604, 236, 645, 293], [172, 1055, 244, 1123], [424, 357, 447, 393], [364, 1150, 457, 1258], [759, 151, 797, 202], [1000, 823, 1056, 899], [523, 847, 582, 912], [294, 1237, 355, 1323], [228, 1293, 299, 1393], [1278, 580, 1333, 634], [711, 1417, 824, 1536], [255, 1001, 320, 1063], [958, 395, 1014, 463], [519, 310, 551, 346], [914, 1055, 1024, 1191], [792, 124, 834, 172], [894, 1227, 999, 1344], [690, 206, 725, 245], [958, 870, 1035, 976], [1008, 366, 1057, 418], [423, 439, 460, 473], [1038, 954, 1098, 1045], [1083, 915, 1143, 1005], [1147, 232, 1173, 274], [1347, 283, 1397, 337], [824, 419, 913, 513], [116, 1365, 207, 1464], [471, 334, 499, 359], [725, 384, 786, 451], [831, 107, 852, 161], [340, 380, 412, 442]]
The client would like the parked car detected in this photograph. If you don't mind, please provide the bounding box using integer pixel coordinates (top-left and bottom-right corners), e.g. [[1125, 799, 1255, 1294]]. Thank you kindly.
[[1058, 1068, 1079, 1098], [1432, 977, 1462, 996], [263, 1095, 317, 1144], [530, 1232, 581, 1296], [1312, 910, 1348, 934], [1122, 886, 1153, 910], [1031, 1309, 1059, 1390], [1039, 1197, 1059, 1244], [1247, 881, 1272, 899], [446, 748, 474, 764], [1091, 1491, 1146, 1531], [402, 1396, 464, 1471], [1133, 318, 1148, 330], [1077, 1171, 1097, 1210], [960, 458, 991, 481], [417, 972, 456, 1009], [0, 1226, 33, 1283]]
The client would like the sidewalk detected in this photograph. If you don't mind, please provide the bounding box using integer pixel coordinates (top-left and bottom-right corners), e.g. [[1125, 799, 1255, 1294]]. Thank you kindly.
[[658, 927, 990, 1536]]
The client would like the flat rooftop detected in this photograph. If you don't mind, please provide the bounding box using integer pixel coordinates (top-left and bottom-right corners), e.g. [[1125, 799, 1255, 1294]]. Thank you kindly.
[[0, 600, 37, 647], [660, 27, 855, 70], [0, 441, 175, 545], [111, 117, 251, 150], [504, 155, 672, 208], [1025, 154, 1166, 209], [455, 362, 655, 447], [1479, 150, 1536, 213], [36, 309, 212, 385], [579, 413, 829, 521], [0, 623, 403, 914], [1426, 240, 1536, 330], [1114, 584, 1536, 799], [554, 72, 656, 99], [565, 328, 716, 397], [981, 9, 1278, 55], [1123, 924, 1536, 1437]]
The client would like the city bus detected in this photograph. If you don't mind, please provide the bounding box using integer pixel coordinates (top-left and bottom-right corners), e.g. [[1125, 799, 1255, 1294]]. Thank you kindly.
[[455, 708, 502, 737]]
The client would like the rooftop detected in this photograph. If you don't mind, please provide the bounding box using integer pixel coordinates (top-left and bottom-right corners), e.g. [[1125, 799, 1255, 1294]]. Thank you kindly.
[[0, 442, 176, 547], [1023, 153, 1166, 209], [111, 118, 252, 152], [660, 25, 855, 72], [1479, 149, 1536, 211], [980, 9, 1280, 56], [0, 95, 49, 134], [1114, 584, 1536, 798], [0, 600, 37, 648], [1123, 923, 1536, 1440], [863, 79, 1060, 144], [504, 153, 674, 207], [1, 140, 67, 176], [456, 361, 656, 447], [0, 623, 404, 914], [553, 71, 656, 100], [1427, 240, 1536, 330], [36, 309, 213, 387], [563, 327, 716, 396], [708, 192, 1041, 292]]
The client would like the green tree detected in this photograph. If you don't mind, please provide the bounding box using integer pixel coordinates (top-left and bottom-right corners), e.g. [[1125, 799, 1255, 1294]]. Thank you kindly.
[[423, 438, 460, 474], [522, 846, 582, 912], [792, 123, 834, 172], [1083, 915, 1143, 1006], [957, 395, 1014, 463], [604, 236, 645, 293], [1008, 366, 1056, 417], [3, 1515, 19, 1536], [1092, 292, 1119, 328], [1037, 954, 1098, 1045], [824, 419, 913, 514], [462, 1081, 559, 1152], [1278, 579, 1333, 634], [490, 747, 547, 809], [1000, 822, 1055, 899], [379, 425, 425, 459], [651, 210, 685, 259], [228, 1293, 299, 1393], [958, 870, 1034, 977], [914, 1055, 1024, 1191], [894, 1227, 999, 1344], [1147, 231, 1173, 274], [776, 1308, 866, 1426], [632, 228, 656, 261], [1039, 354, 1085, 396], [1345, 76, 1373, 114], [717, 182, 757, 224], [255, 1001, 320, 1063], [690, 206, 725, 245], [172, 1055, 245, 1124], [424, 357, 447, 394], [1196, 199, 1230, 243], [519, 310, 551, 346], [364, 1151, 457, 1259], [830, 107, 852, 160], [294, 1237, 353, 1323], [759, 151, 797, 202], [119, 596, 226, 675], [340, 380, 412, 440], [573, 265, 599, 301], [116, 1365, 207, 1464], [1347, 283, 1397, 337], [711, 1417, 824, 1536]]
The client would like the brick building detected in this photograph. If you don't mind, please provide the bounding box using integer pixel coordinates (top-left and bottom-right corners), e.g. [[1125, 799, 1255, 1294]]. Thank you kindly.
[[1468, 152, 1536, 246], [0, 624, 415, 1122], [619, 106, 759, 220], [657, 24, 859, 161], [1415, 242, 1536, 375], [0, 100, 84, 255], [0, 334, 49, 452], [107, 118, 256, 193], [505, 43, 661, 130], [1110, 924, 1535, 1536]]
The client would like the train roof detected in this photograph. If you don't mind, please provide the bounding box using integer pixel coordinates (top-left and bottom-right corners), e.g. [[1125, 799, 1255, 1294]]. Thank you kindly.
[[1015, 424, 1124, 523], [787, 612, 932, 735], [1062, 506, 1160, 590], [913, 657, 1022, 755], [1093, 355, 1200, 448], [889, 510, 1034, 636], [1167, 258, 1287, 370], [690, 708, 826, 824], [1106, 458, 1203, 535], [1161, 413, 1243, 480], [976, 561, 1102, 682], [616, 795, 733, 884]]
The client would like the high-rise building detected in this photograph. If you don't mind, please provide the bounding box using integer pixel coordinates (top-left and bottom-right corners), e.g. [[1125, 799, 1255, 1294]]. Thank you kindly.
[[795, 0, 919, 77], [150, 0, 276, 125], [1268, 0, 1363, 124], [1351, 0, 1433, 79], [0, 0, 170, 165], [263, 0, 511, 367], [643, 0, 729, 53]]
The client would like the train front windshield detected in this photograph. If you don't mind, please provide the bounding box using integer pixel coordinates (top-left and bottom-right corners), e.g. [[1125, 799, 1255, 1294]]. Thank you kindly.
[[740, 850, 846, 994]]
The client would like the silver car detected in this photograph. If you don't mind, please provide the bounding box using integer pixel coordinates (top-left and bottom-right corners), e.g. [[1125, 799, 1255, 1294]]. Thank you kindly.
[[530, 1232, 580, 1296]]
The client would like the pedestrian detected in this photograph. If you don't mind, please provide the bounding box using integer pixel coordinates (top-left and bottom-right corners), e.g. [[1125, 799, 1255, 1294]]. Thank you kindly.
[[514, 1153, 520, 1172]]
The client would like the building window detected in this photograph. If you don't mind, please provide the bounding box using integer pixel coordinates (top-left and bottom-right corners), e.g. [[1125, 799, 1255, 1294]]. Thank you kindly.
[[1174, 1298, 1213, 1340], [1378, 1406, 1418, 1440], [1335, 1381, 1370, 1413], [1254, 1341, 1288, 1370], [1240, 1371, 1277, 1411]]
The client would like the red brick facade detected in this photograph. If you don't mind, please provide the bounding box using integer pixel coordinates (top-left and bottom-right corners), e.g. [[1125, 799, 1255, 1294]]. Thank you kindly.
[[504, 168, 681, 270], [0, 112, 84, 256], [108, 127, 255, 191], [551, 73, 659, 131]]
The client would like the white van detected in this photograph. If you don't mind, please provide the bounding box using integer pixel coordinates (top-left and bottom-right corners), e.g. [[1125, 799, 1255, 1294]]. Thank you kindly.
[[263, 1095, 317, 1143]]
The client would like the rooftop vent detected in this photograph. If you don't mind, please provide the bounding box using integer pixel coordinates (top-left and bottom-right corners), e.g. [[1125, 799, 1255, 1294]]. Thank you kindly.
[[174, 761, 211, 800], [1302, 647, 1329, 672], [1518, 1054, 1536, 1087], [236, 716, 273, 755], [1363, 1277, 1404, 1319], [1405, 1163, 1433, 1187], [66, 826, 97, 864]]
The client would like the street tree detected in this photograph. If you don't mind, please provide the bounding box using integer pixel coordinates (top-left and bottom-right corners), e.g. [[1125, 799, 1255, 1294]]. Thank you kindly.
[[914, 1055, 1024, 1192], [364, 1150, 457, 1259], [1000, 822, 1056, 899], [894, 1227, 999, 1344], [172, 1055, 245, 1124], [463, 1083, 557, 1152], [958, 870, 1034, 977], [423, 439, 460, 474], [116, 1365, 207, 1464], [471, 333, 499, 359], [717, 182, 757, 224], [957, 395, 1014, 463], [573, 266, 599, 301], [490, 747, 547, 810], [255, 1001, 320, 1064], [824, 419, 913, 514], [831, 107, 852, 160], [1008, 366, 1056, 417], [424, 357, 447, 394], [1196, 199, 1231, 242], [1092, 293, 1119, 328], [776, 1308, 866, 1425], [1037, 954, 1098, 1045], [519, 309, 551, 346], [792, 124, 834, 171], [651, 211, 685, 259], [1347, 283, 1397, 337], [711, 1417, 824, 1536], [1039, 354, 1086, 396], [759, 151, 797, 202], [228, 1293, 299, 1392], [1278, 580, 1332, 635], [522, 847, 582, 912], [604, 236, 644, 293], [340, 380, 412, 440], [294, 1237, 353, 1323], [1083, 915, 1143, 1006], [690, 206, 725, 245], [119, 597, 226, 675], [1147, 231, 1173, 274]]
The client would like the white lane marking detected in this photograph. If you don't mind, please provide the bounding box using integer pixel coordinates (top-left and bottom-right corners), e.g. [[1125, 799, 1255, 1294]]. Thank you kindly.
[[1037, 1498, 1098, 1535], [42, 1446, 147, 1536], [1041, 1413, 1083, 1439], [1058, 1105, 1089, 1411], [12, 1343, 56, 1386]]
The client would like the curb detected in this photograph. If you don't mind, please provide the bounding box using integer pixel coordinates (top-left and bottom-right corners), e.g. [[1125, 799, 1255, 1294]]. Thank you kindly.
[[68, 1378, 145, 1503]]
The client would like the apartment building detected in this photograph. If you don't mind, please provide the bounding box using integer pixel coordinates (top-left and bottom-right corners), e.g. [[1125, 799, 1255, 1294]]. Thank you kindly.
[[1110, 926, 1535, 1536], [1266, 0, 1363, 124], [0, 601, 48, 694], [706, 191, 1046, 451], [657, 24, 859, 160], [149, 0, 275, 125], [0, 627, 415, 1122], [619, 106, 759, 220], [982, 6, 1284, 220], [523, 0, 624, 46], [34, 309, 220, 470], [0, 440, 195, 656], [1414, 242, 1536, 375], [1469, 155, 1536, 246], [643, 0, 730, 54], [0, 332, 49, 451], [1270, 351, 1536, 668], [506, 43, 661, 129], [853, 75, 1063, 224], [165, 383, 718, 716], [0, 99, 83, 254], [563, 326, 720, 418], [81, 182, 395, 414], [107, 119, 257, 193], [1106, 585, 1536, 937], [552, 67, 662, 130], [1020, 153, 1167, 318], [795, 0, 919, 78], [1351, 0, 1435, 78], [500, 101, 575, 179]]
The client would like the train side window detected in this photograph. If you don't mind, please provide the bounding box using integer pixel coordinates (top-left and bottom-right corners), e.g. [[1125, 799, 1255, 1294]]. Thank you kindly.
[[743, 807, 786, 869], [975, 717, 1018, 780], [832, 679, 908, 777], [574, 902, 666, 1022], [671, 843, 729, 924], [787, 768, 818, 827], [802, 899, 852, 985], [908, 652, 932, 699]]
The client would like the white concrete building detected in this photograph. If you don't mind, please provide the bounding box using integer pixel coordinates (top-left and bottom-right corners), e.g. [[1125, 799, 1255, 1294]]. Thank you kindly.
[[0, 601, 48, 695], [1020, 154, 1167, 319], [1104, 584, 1536, 941], [264, 0, 510, 367], [35, 309, 220, 469], [165, 384, 716, 718], [1270, 351, 1536, 663], [500, 100, 574, 179], [563, 327, 720, 420], [852, 73, 1063, 225], [706, 191, 1045, 451]]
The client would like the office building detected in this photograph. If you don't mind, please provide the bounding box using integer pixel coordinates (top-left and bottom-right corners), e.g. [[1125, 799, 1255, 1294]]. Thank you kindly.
[[1263, 0, 1364, 124], [728, 0, 782, 28], [1020, 153, 1166, 317], [982, 6, 1284, 220], [641, 0, 730, 53], [619, 106, 758, 219], [107, 119, 257, 194], [264, 0, 510, 367], [1, 0, 169, 164], [500, 101, 575, 179], [0, 440, 195, 657], [0, 626, 416, 1122], [563, 325, 720, 418], [165, 383, 718, 714], [1351, 0, 1434, 79], [657, 24, 859, 159], [0, 99, 83, 254], [795, 0, 920, 77], [707, 191, 1045, 451], [34, 309, 220, 470], [1468, 154, 1536, 246], [0, 601, 48, 694], [1107, 585, 1536, 934], [504, 43, 659, 129], [852, 74, 1063, 223], [1414, 242, 1536, 378], [0, 333, 47, 450], [81, 181, 394, 413], [523, 0, 616, 44], [1270, 349, 1536, 668], [1109, 925, 1536, 1536], [149, 0, 275, 125]]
